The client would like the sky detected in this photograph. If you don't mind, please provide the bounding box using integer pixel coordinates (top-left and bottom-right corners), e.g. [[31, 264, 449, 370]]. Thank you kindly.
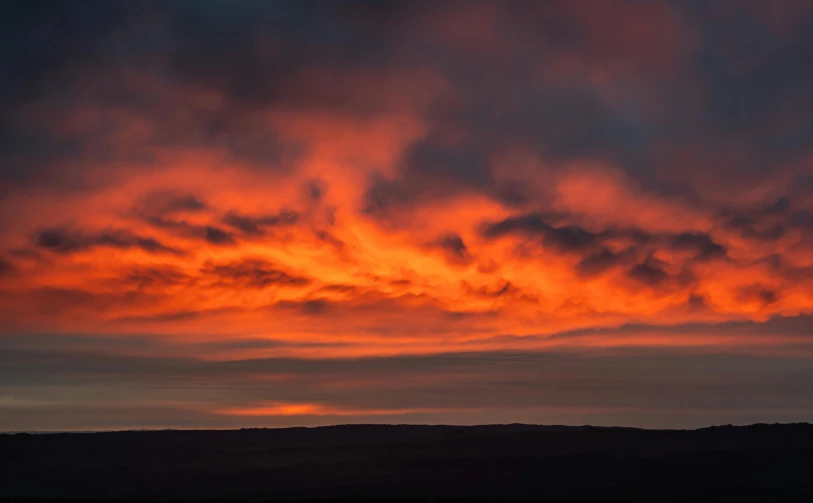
[[1, 0, 813, 431]]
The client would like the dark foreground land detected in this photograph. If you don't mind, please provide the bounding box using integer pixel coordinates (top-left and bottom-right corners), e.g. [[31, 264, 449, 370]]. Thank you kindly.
[[2, 423, 813, 502]]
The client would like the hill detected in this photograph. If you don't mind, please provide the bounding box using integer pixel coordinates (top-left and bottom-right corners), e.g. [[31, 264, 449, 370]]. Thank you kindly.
[[2, 423, 813, 501]]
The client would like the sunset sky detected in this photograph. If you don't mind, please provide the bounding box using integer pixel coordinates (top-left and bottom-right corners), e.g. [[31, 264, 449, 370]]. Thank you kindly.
[[2, 0, 813, 431]]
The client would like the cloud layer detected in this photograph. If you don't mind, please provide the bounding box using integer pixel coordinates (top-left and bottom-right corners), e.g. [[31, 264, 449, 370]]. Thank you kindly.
[[2, 0, 813, 430]]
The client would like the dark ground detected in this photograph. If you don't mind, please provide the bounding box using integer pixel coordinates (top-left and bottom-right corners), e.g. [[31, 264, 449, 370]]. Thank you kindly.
[[2, 423, 813, 502]]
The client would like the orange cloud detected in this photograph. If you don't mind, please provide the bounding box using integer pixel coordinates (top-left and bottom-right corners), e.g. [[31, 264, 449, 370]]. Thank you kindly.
[[1, 1, 813, 376]]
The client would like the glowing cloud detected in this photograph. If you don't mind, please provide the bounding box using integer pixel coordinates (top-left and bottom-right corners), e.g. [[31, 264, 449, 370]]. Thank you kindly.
[[2, 0, 813, 430]]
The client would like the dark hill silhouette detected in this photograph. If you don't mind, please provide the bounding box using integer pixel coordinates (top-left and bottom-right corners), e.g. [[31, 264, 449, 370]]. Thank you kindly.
[[2, 423, 813, 501]]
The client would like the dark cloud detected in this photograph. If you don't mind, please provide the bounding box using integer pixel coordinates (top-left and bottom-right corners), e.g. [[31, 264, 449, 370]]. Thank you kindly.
[[0, 0, 323, 190], [3, 0, 812, 204], [201, 259, 310, 289], [360, 80, 655, 212], [0, 1, 165, 192], [482, 213, 599, 253], [277, 298, 332, 316], [305, 180, 326, 202], [679, 1, 813, 140], [725, 214, 787, 242], [221, 210, 299, 236], [8, 248, 41, 260], [35, 228, 181, 255], [627, 259, 670, 286], [313, 229, 346, 251], [221, 214, 264, 235], [481, 213, 562, 237], [136, 237, 176, 253], [402, 138, 493, 190], [463, 279, 514, 298], [204, 226, 235, 245], [790, 210, 813, 230], [482, 214, 734, 276], [720, 197, 798, 242], [727, 215, 756, 229], [0, 257, 13, 277], [434, 234, 473, 264], [165, 1, 382, 108], [763, 197, 790, 215], [270, 293, 440, 321], [361, 175, 413, 216], [544, 225, 599, 253], [140, 192, 208, 215], [144, 216, 236, 246], [141, 201, 299, 245], [641, 1, 813, 198], [0, 0, 154, 101], [478, 216, 718, 274], [219, 128, 305, 169], [120, 266, 190, 289], [350, 4, 676, 213], [739, 285, 780, 305], [576, 248, 623, 277], [670, 232, 727, 259], [553, 314, 813, 341], [750, 225, 787, 242], [168, 195, 207, 212], [686, 292, 709, 311], [36, 230, 80, 253]]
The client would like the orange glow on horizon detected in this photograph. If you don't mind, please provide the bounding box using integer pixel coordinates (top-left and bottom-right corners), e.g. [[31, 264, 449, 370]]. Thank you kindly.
[[216, 402, 453, 417]]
